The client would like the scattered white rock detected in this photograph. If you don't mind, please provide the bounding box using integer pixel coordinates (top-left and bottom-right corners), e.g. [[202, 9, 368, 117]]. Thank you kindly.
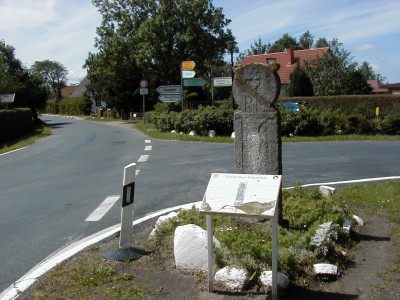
[[352, 215, 365, 226], [174, 224, 220, 272], [180, 131, 184, 135], [231, 132, 235, 139], [214, 267, 248, 291], [149, 211, 178, 238], [259, 271, 289, 290], [171, 130, 177, 133], [208, 130, 216, 137], [189, 130, 196, 136], [313, 263, 338, 276], [319, 185, 335, 198]]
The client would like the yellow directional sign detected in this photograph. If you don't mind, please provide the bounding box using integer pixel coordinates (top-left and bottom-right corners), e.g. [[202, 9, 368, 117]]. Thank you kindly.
[[181, 61, 196, 70]]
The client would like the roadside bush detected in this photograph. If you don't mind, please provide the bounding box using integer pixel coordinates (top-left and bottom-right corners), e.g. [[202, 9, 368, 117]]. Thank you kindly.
[[58, 96, 92, 115], [344, 114, 374, 134], [381, 113, 400, 134], [318, 109, 347, 135], [152, 103, 233, 136], [0, 108, 34, 143]]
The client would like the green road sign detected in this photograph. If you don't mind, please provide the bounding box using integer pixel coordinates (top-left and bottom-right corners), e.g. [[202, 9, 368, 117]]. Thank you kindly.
[[158, 94, 183, 102], [183, 78, 206, 87]]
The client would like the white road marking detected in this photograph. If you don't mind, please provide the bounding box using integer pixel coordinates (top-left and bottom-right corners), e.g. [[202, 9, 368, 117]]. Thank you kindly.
[[145, 145, 152, 151], [145, 139, 151, 143], [136, 169, 140, 176], [138, 154, 149, 162], [85, 195, 120, 221], [0, 147, 27, 157]]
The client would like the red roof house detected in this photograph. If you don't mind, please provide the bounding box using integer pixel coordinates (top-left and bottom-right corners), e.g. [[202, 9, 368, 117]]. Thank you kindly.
[[240, 47, 330, 84]]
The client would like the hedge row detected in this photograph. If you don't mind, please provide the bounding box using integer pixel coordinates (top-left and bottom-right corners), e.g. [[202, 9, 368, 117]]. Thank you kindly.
[[278, 94, 400, 119], [46, 96, 92, 115], [0, 108, 34, 143], [278, 106, 400, 136], [152, 102, 234, 136]]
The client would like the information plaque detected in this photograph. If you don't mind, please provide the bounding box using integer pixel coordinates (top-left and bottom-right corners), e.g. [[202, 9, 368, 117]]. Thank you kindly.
[[200, 173, 281, 217], [200, 173, 281, 300]]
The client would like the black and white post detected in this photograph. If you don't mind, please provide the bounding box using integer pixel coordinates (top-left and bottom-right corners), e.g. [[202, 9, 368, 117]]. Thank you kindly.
[[102, 162, 145, 261]]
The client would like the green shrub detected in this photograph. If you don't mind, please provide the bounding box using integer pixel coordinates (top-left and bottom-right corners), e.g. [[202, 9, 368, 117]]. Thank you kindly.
[[0, 108, 34, 143], [152, 104, 233, 136], [58, 96, 92, 115], [381, 113, 400, 134]]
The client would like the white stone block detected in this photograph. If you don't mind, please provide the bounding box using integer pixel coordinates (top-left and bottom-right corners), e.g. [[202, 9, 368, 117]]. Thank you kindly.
[[313, 263, 338, 276], [259, 271, 289, 290], [208, 130, 216, 137], [149, 211, 178, 238], [319, 185, 335, 198], [231, 132, 235, 139], [189, 130, 196, 136], [214, 267, 248, 291], [352, 215, 365, 226], [174, 224, 220, 272]]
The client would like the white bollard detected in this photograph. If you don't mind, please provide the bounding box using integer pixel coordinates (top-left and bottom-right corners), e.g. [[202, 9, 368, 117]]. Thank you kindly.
[[119, 163, 136, 250], [102, 162, 145, 261]]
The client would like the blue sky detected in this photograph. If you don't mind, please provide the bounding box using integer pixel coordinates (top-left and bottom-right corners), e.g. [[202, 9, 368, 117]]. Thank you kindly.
[[1, 0, 399, 84]]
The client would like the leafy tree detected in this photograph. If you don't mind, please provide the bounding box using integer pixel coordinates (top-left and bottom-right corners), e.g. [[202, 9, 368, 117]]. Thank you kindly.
[[86, 0, 233, 112], [287, 64, 313, 96], [342, 70, 373, 95], [269, 33, 299, 53], [314, 37, 329, 48], [31, 60, 68, 101], [0, 40, 48, 119], [299, 30, 314, 49], [358, 61, 386, 82], [304, 38, 356, 95]]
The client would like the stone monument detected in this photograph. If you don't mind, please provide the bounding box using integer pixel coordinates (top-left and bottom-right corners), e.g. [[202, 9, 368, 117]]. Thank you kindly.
[[233, 62, 283, 222]]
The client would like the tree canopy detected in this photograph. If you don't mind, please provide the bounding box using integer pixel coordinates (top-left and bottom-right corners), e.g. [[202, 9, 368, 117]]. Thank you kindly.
[[0, 40, 48, 118], [85, 0, 234, 111], [31, 60, 68, 101]]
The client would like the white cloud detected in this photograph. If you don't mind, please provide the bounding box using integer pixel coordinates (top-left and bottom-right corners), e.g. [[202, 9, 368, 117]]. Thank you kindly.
[[357, 44, 374, 51]]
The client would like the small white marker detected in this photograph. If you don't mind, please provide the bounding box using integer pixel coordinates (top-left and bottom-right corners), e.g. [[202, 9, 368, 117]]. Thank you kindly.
[[138, 155, 149, 162], [145, 146, 152, 151]]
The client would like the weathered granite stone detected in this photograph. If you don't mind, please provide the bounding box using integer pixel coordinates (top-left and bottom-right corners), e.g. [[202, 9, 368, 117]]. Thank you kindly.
[[259, 271, 289, 290], [313, 263, 338, 276], [233, 63, 283, 221], [320, 185, 335, 197], [174, 224, 220, 272], [214, 267, 248, 291]]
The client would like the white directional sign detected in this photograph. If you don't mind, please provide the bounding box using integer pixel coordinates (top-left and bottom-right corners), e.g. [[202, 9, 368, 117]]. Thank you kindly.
[[158, 94, 183, 102], [213, 77, 232, 87], [140, 88, 148, 95], [183, 78, 207, 87], [0, 93, 15, 103], [156, 85, 181, 94], [182, 70, 196, 78]]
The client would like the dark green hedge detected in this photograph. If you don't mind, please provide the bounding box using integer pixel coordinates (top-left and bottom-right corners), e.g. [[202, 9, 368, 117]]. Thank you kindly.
[[46, 96, 92, 115], [278, 94, 400, 118], [0, 108, 34, 143]]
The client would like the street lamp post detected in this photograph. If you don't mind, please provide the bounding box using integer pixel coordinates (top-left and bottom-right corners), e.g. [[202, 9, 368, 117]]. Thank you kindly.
[[226, 40, 238, 109]]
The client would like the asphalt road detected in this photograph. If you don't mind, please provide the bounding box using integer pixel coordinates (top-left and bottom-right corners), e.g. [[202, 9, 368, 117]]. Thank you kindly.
[[0, 115, 399, 292]]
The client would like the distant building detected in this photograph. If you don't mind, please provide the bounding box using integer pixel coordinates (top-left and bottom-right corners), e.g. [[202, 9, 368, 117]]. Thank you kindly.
[[240, 47, 330, 95], [61, 77, 106, 112], [381, 83, 400, 95], [367, 80, 388, 94]]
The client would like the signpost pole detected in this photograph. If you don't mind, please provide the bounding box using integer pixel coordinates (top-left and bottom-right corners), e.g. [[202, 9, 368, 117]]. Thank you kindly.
[[206, 215, 214, 292], [142, 94, 145, 124]]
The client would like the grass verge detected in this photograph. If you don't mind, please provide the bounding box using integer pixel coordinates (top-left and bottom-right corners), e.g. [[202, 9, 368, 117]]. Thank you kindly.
[[0, 123, 52, 155], [133, 122, 400, 143]]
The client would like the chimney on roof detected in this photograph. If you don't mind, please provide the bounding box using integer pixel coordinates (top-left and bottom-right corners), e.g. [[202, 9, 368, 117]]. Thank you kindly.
[[287, 48, 294, 65]]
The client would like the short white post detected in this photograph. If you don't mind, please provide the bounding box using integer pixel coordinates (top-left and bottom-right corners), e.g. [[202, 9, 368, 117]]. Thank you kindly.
[[119, 163, 136, 249], [206, 214, 214, 292], [102, 162, 145, 261]]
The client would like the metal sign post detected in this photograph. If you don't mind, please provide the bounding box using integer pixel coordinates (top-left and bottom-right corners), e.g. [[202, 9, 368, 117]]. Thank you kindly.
[[102, 163, 145, 261], [139, 80, 148, 123]]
